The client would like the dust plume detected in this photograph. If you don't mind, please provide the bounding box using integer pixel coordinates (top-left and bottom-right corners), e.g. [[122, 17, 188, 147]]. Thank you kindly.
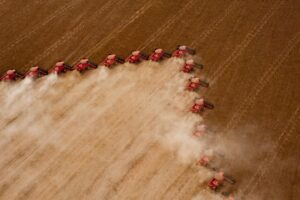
[[0, 58, 223, 200]]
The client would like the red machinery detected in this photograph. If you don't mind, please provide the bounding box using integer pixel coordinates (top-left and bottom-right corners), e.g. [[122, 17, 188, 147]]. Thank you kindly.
[[172, 45, 196, 58], [126, 50, 148, 63], [149, 48, 171, 62], [191, 98, 214, 113], [186, 77, 209, 91], [25, 66, 48, 79], [182, 59, 203, 73], [0, 69, 24, 81], [102, 54, 125, 68], [75, 58, 98, 73], [49, 61, 73, 74]]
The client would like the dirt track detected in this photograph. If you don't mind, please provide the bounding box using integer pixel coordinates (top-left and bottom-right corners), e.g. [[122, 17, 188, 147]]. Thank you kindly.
[[0, 0, 299, 199]]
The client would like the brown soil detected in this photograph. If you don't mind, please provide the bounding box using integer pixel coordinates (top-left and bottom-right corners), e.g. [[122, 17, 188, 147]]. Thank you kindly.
[[0, 0, 299, 199]]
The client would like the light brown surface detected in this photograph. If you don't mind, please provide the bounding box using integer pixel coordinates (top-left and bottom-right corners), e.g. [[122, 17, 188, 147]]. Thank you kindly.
[[0, 59, 207, 200], [0, 0, 299, 199]]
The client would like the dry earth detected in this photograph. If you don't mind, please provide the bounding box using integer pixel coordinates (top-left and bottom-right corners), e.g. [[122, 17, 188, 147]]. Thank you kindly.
[[0, 0, 299, 199]]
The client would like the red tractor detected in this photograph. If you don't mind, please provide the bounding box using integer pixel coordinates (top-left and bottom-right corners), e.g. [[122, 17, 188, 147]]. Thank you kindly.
[[49, 61, 73, 75], [208, 178, 223, 191], [182, 59, 203, 73], [0, 69, 24, 81], [193, 124, 207, 138], [102, 54, 125, 68], [191, 98, 214, 113], [208, 171, 236, 191], [149, 48, 171, 62], [196, 154, 212, 167], [186, 77, 209, 91], [126, 50, 148, 63], [196, 154, 236, 195], [25, 66, 48, 79], [75, 58, 98, 73], [172, 45, 196, 58]]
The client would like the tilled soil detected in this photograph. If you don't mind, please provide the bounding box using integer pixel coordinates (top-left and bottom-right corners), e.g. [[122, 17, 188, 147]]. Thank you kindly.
[[0, 0, 299, 199]]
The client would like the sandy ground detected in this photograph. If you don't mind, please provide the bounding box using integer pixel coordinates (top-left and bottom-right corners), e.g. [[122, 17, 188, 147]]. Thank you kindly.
[[0, 59, 212, 200], [0, 0, 299, 199]]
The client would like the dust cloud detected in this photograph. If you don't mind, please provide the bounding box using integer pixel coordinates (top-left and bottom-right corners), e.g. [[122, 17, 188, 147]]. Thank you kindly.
[[0, 58, 233, 199]]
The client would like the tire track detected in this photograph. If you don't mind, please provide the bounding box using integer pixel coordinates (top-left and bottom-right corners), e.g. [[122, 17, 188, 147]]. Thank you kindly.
[[137, 0, 196, 50], [190, 0, 241, 47], [161, 166, 199, 200], [100, 144, 169, 200], [160, 167, 191, 199], [210, 0, 284, 85], [225, 31, 300, 132], [241, 106, 300, 198], [86, 1, 154, 58], [0, 0, 84, 58], [0, 0, 42, 25], [139, 158, 190, 200], [24, 0, 121, 68]]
